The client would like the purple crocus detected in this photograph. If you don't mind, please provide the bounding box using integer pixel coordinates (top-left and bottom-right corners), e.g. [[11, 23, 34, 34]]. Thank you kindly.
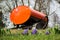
[[31, 29, 37, 34], [45, 31, 50, 35], [22, 29, 28, 35]]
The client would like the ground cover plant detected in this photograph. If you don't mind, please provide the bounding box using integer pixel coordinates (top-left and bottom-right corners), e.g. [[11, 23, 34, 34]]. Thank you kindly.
[[0, 26, 60, 40]]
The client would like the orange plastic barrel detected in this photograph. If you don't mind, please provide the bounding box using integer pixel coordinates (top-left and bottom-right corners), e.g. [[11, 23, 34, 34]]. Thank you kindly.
[[10, 6, 31, 24]]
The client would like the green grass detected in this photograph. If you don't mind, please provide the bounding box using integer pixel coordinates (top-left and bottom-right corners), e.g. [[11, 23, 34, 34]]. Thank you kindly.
[[0, 33, 55, 40], [0, 27, 60, 40]]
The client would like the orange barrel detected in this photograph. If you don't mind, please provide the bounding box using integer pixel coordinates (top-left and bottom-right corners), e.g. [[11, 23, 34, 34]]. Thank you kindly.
[[10, 5, 47, 25], [30, 9, 48, 22], [10, 6, 31, 24]]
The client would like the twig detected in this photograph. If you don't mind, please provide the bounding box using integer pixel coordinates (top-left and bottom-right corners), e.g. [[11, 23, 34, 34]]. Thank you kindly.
[[6, 2, 11, 12], [34, 0, 37, 9], [21, 0, 24, 5], [15, 0, 18, 7], [28, 0, 30, 7]]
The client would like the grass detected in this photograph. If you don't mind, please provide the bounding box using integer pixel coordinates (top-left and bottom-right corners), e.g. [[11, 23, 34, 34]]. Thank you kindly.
[[0, 27, 60, 40], [0, 33, 55, 40]]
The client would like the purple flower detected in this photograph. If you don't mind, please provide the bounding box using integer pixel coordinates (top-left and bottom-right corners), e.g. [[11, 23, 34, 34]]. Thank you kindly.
[[45, 31, 50, 35], [22, 29, 28, 35], [31, 29, 37, 34]]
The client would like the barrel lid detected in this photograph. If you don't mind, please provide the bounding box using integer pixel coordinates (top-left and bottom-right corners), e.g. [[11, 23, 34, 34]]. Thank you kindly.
[[10, 6, 31, 24]]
